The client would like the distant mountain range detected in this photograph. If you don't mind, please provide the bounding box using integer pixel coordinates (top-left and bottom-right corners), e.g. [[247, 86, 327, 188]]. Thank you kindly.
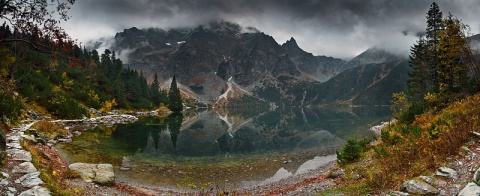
[[90, 21, 410, 107]]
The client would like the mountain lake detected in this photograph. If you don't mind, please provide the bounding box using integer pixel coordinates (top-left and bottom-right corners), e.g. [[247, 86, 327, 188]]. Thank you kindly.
[[56, 106, 391, 189]]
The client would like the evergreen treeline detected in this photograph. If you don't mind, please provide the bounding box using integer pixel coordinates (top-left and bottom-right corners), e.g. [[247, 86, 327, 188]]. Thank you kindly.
[[0, 22, 169, 119], [393, 2, 480, 123]]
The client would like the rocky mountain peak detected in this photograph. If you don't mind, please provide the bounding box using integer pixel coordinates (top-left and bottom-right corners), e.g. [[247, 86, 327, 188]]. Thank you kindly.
[[281, 37, 305, 56]]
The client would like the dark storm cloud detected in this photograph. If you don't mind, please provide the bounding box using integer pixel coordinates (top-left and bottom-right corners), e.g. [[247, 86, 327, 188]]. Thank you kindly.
[[62, 0, 480, 59]]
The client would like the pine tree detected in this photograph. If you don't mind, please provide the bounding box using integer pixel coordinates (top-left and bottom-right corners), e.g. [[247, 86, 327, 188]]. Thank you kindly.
[[426, 2, 443, 50], [159, 89, 168, 105], [150, 73, 161, 106], [408, 2, 443, 99], [408, 37, 429, 101], [168, 76, 183, 112]]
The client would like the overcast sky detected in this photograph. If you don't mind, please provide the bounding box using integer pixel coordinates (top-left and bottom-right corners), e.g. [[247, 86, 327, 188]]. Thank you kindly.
[[60, 0, 480, 59]]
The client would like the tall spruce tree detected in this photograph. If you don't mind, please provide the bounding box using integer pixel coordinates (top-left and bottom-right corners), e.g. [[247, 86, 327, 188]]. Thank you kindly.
[[408, 37, 429, 101], [408, 2, 443, 100], [426, 2, 443, 49], [168, 76, 183, 112]]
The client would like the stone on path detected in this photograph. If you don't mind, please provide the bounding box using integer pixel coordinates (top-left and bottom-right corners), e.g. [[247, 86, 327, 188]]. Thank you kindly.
[[458, 183, 480, 196], [11, 150, 32, 162], [12, 162, 37, 174], [15, 172, 43, 188], [403, 179, 439, 195], [387, 191, 410, 196], [18, 185, 51, 196], [7, 135, 20, 142], [435, 167, 458, 180], [7, 187, 17, 196], [0, 178, 9, 185], [7, 142, 22, 149]]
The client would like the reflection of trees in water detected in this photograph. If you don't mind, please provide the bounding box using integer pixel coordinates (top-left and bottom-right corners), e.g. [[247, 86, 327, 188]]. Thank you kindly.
[[103, 107, 390, 156], [167, 113, 183, 148]]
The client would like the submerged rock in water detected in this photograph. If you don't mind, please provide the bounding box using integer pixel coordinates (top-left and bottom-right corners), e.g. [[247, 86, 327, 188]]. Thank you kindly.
[[69, 163, 115, 186], [119, 156, 132, 171]]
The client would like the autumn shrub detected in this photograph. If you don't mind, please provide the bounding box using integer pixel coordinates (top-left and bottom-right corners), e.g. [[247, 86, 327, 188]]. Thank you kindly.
[[365, 94, 480, 191], [33, 120, 68, 140]]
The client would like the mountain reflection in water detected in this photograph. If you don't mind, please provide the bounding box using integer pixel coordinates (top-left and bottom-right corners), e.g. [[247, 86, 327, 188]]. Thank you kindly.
[[57, 106, 391, 187]]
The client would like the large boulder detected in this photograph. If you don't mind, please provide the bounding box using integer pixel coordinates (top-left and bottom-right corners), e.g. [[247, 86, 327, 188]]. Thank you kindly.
[[458, 183, 480, 196], [403, 179, 439, 195], [473, 167, 480, 185], [69, 163, 115, 186]]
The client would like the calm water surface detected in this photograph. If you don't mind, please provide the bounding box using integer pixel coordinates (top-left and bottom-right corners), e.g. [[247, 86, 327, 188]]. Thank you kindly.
[[56, 106, 391, 188]]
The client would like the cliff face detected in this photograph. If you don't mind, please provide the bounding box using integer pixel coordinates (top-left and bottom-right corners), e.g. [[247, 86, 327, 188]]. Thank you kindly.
[[93, 21, 409, 106]]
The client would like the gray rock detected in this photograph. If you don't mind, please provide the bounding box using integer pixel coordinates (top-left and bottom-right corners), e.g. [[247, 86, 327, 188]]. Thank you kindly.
[[435, 167, 458, 179], [419, 175, 434, 184], [94, 164, 115, 186], [21, 135, 37, 143], [473, 167, 480, 185], [6, 142, 22, 149], [11, 150, 32, 162], [12, 162, 37, 174], [7, 187, 16, 196], [57, 138, 72, 143], [15, 172, 43, 188], [7, 135, 20, 142], [18, 185, 51, 196], [471, 131, 480, 138], [2, 171, 10, 178], [119, 156, 132, 171], [7, 187, 16, 193], [329, 168, 345, 178], [387, 191, 410, 196], [403, 179, 439, 195], [0, 178, 9, 185], [69, 163, 115, 186], [458, 182, 480, 196]]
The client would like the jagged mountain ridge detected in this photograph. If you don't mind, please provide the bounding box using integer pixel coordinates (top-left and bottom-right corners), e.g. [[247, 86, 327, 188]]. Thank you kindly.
[[92, 21, 409, 106], [281, 37, 348, 82]]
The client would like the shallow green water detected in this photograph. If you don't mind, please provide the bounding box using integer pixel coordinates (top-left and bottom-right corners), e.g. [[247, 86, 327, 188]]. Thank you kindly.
[[56, 106, 391, 188]]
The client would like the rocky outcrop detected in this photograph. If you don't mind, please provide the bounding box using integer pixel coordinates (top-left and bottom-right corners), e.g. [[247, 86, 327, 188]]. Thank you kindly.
[[69, 163, 115, 186]]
